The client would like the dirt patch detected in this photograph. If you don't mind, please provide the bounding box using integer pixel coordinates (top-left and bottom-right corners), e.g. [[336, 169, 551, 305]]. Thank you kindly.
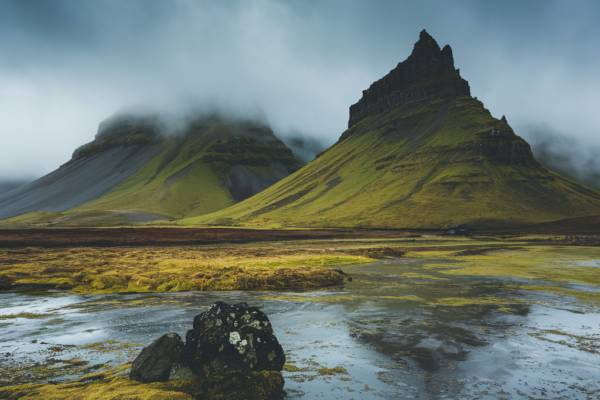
[[0, 228, 418, 248], [341, 247, 406, 258], [453, 246, 524, 256]]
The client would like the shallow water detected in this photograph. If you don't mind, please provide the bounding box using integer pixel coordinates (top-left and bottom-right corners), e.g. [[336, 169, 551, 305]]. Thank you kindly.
[[1, 258, 600, 399]]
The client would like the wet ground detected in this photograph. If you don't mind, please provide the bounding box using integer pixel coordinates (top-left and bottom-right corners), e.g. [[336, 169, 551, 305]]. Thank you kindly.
[[1, 258, 600, 399]]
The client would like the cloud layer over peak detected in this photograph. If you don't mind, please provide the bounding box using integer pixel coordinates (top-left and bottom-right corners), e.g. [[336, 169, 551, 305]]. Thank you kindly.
[[1, 0, 599, 186]]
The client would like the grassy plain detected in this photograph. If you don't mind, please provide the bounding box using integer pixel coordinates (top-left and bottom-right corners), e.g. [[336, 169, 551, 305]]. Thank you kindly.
[[1, 231, 599, 399], [0, 245, 372, 294]]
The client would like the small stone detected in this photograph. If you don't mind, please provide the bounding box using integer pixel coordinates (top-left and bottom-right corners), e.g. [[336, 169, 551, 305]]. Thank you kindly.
[[129, 332, 184, 383]]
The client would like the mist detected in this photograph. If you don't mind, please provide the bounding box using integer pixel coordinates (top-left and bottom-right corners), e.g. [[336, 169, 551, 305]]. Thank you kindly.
[[0, 178, 34, 198], [1, 0, 599, 182], [524, 125, 600, 190]]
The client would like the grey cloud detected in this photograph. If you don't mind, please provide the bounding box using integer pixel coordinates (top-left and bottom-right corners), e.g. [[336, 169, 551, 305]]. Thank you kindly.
[[278, 133, 329, 165], [0, 0, 599, 186], [0, 178, 33, 197], [524, 125, 600, 190]]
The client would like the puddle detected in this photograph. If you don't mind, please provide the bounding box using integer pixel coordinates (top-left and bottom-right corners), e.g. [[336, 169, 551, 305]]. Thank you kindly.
[[1, 259, 600, 398], [576, 259, 600, 267]]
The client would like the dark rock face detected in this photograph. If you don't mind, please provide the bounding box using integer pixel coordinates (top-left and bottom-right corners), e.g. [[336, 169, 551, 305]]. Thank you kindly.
[[182, 301, 285, 376], [225, 163, 290, 201], [129, 332, 184, 383], [348, 29, 470, 128], [476, 124, 541, 167]]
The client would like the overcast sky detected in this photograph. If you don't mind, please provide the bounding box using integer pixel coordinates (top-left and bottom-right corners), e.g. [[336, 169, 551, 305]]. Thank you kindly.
[[1, 0, 599, 181]]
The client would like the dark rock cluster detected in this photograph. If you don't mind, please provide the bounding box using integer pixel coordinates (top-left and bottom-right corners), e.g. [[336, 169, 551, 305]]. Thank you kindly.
[[348, 29, 471, 128], [183, 301, 286, 376], [129, 301, 285, 383]]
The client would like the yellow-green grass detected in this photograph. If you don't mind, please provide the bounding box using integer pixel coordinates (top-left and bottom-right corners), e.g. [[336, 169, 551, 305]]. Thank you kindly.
[[0, 245, 372, 294], [71, 126, 237, 220], [402, 244, 600, 308], [0, 366, 284, 400], [0, 210, 151, 228], [182, 95, 600, 229], [420, 246, 600, 286]]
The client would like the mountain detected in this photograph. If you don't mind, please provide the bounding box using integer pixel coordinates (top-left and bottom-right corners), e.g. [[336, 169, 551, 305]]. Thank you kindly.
[[0, 179, 33, 197], [182, 30, 600, 229], [0, 111, 303, 226]]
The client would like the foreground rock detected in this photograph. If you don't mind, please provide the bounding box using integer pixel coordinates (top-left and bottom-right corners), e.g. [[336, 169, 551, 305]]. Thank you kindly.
[[129, 332, 184, 383], [182, 301, 286, 376]]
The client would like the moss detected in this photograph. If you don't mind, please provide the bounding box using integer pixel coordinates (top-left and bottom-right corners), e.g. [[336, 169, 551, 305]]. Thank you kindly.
[[196, 370, 285, 400], [0, 246, 367, 294], [0, 312, 58, 320], [201, 136, 302, 178], [0, 370, 284, 400], [438, 245, 600, 287], [317, 366, 348, 376], [283, 364, 309, 373]]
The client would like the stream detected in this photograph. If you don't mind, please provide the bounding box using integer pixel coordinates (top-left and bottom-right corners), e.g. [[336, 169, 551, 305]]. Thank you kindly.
[[1, 258, 600, 399]]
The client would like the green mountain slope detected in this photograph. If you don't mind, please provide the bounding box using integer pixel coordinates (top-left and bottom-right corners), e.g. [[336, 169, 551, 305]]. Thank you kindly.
[[182, 31, 600, 229], [74, 117, 303, 220], [0, 111, 303, 226]]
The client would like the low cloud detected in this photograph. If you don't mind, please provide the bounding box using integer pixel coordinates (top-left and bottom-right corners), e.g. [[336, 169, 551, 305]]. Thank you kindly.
[[524, 125, 600, 190], [1, 0, 599, 181], [278, 133, 329, 164], [0, 178, 34, 198]]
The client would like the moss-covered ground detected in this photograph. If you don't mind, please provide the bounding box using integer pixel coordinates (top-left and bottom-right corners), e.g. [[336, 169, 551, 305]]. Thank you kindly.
[[1, 233, 599, 398], [0, 244, 371, 294], [0, 364, 284, 400]]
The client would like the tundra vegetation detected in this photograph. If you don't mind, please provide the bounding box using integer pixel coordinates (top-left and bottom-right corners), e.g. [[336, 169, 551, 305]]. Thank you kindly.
[[1, 232, 600, 399]]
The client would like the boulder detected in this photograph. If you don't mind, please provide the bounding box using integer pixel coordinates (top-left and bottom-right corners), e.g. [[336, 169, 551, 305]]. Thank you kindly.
[[130, 332, 184, 383], [182, 301, 285, 376]]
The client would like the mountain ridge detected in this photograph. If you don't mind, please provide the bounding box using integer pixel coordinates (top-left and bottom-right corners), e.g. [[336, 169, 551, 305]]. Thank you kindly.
[[0, 112, 303, 225], [180, 31, 600, 229]]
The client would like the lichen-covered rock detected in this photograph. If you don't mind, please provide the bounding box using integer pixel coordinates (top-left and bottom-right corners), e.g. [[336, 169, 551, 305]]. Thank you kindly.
[[182, 301, 285, 376], [130, 332, 184, 383]]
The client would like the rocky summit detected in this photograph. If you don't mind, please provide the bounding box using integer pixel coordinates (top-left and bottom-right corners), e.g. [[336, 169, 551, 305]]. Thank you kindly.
[[188, 30, 600, 229], [348, 30, 470, 127]]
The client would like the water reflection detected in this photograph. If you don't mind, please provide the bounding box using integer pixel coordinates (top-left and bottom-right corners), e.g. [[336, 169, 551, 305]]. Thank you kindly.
[[1, 259, 600, 399]]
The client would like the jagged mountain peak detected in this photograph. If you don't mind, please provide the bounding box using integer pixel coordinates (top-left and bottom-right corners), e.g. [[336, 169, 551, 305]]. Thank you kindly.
[[187, 31, 600, 229], [348, 31, 469, 127], [406, 29, 455, 75]]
